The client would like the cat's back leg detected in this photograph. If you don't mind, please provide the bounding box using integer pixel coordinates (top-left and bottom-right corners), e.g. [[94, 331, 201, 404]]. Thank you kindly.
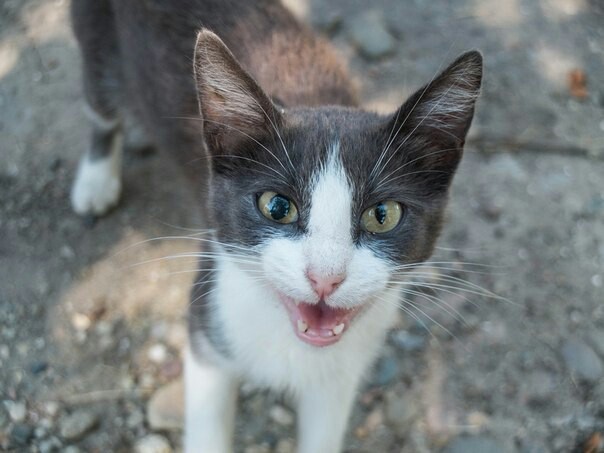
[[70, 0, 124, 216]]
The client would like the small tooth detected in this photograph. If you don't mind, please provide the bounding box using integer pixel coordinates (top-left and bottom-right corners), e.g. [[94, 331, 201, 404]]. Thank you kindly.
[[297, 320, 308, 333], [333, 323, 345, 335]]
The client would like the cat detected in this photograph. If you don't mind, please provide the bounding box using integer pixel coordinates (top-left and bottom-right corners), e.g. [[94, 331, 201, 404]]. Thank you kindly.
[[70, 0, 482, 451]]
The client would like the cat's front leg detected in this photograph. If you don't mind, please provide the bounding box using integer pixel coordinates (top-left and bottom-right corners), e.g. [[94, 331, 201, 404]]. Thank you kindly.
[[184, 348, 238, 453], [296, 378, 359, 453]]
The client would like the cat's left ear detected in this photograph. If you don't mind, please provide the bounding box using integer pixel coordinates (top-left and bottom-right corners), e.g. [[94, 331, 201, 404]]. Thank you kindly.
[[385, 51, 482, 173], [194, 29, 281, 153]]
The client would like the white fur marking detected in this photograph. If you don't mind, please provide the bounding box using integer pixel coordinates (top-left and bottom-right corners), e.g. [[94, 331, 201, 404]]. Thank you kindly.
[[305, 142, 353, 278], [71, 134, 122, 216], [82, 103, 119, 131], [184, 348, 238, 453]]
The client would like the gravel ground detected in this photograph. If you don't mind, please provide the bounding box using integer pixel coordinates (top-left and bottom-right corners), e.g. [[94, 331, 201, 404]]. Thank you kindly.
[[1, 0, 603, 451]]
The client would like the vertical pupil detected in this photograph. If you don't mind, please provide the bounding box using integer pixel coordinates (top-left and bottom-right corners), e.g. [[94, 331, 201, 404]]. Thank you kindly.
[[375, 203, 388, 225], [269, 195, 290, 220]]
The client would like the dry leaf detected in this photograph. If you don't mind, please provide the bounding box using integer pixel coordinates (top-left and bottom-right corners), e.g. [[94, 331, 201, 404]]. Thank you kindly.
[[568, 68, 588, 99]]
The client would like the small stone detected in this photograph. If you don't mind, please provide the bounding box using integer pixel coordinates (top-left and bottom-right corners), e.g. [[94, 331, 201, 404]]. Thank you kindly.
[[30, 361, 49, 375], [126, 409, 145, 429], [274, 438, 295, 453], [5, 400, 27, 422], [521, 370, 556, 406], [347, 10, 396, 60], [71, 313, 91, 331], [59, 410, 98, 440], [38, 436, 62, 453], [355, 425, 369, 439], [443, 435, 511, 453], [372, 355, 399, 386], [147, 379, 184, 430], [384, 391, 418, 435], [466, 411, 490, 432], [561, 339, 604, 383], [134, 434, 172, 453], [44, 401, 60, 418], [391, 330, 426, 352], [10, 423, 33, 446], [269, 405, 294, 426], [64, 447, 82, 453], [312, 10, 342, 35], [364, 407, 384, 432], [148, 343, 168, 364]]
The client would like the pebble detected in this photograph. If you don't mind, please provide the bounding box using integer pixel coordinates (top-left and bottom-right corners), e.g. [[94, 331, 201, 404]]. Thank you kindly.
[[5, 400, 27, 422], [560, 338, 604, 383], [59, 410, 99, 440], [134, 434, 172, 453], [30, 361, 49, 375], [38, 436, 62, 453], [384, 391, 418, 435], [346, 10, 396, 60], [269, 405, 294, 426], [148, 343, 168, 364], [274, 438, 295, 453], [10, 423, 33, 446], [442, 435, 511, 453], [521, 370, 556, 405], [44, 401, 60, 418], [365, 407, 384, 431], [372, 355, 400, 386], [147, 379, 184, 430], [391, 330, 426, 352]]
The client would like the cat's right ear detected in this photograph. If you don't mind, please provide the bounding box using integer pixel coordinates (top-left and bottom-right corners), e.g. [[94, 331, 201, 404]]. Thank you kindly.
[[194, 29, 281, 153]]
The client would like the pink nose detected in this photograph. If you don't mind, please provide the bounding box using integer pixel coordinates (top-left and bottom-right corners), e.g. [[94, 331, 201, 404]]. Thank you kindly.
[[307, 271, 346, 299]]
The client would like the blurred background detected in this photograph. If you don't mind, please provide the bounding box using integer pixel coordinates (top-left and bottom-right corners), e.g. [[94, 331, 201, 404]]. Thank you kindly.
[[1, 0, 603, 451]]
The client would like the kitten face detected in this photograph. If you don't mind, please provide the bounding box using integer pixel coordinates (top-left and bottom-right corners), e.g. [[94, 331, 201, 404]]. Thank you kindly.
[[194, 30, 482, 346]]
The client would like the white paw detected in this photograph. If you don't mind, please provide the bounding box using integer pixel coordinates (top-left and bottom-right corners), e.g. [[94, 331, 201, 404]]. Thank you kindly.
[[71, 153, 122, 216]]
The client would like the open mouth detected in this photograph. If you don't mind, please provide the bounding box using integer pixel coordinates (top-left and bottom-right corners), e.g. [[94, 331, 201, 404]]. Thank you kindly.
[[281, 297, 362, 347]]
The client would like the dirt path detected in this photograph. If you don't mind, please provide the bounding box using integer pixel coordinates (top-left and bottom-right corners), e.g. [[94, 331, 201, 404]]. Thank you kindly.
[[1, 0, 603, 451]]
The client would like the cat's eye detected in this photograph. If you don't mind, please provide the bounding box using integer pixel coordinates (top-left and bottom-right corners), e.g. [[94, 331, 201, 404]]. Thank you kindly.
[[258, 191, 299, 224], [361, 201, 403, 234]]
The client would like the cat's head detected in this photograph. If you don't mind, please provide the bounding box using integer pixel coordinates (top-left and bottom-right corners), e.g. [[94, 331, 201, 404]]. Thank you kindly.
[[193, 30, 482, 347]]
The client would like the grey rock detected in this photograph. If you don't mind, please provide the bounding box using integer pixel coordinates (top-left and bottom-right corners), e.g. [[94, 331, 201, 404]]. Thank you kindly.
[[5, 400, 26, 422], [384, 391, 418, 435], [347, 10, 396, 60], [269, 405, 294, 426], [10, 423, 33, 446], [134, 434, 172, 453], [521, 370, 556, 405], [38, 437, 63, 453], [59, 410, 99, 440], [372, 355, 400, 386], [390, 330, 426, 352], [442, 436, 511, 453], [561, 338, 604, 383]]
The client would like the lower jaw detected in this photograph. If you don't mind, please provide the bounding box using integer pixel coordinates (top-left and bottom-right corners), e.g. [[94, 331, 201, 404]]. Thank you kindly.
[[294, 328, 344, 347]]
